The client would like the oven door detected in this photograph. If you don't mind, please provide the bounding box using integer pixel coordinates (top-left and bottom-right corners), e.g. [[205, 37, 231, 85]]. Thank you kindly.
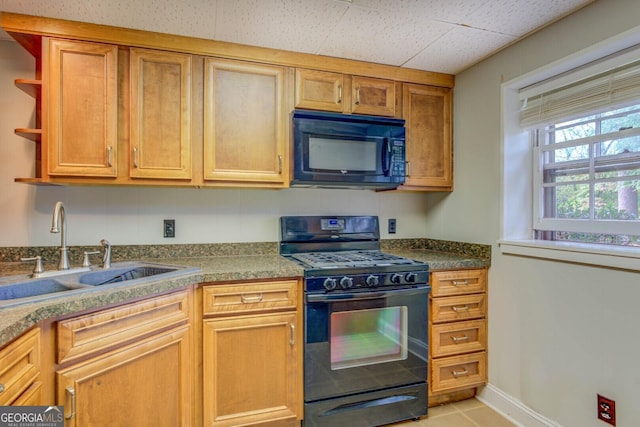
[[304, 285, 430, 403]]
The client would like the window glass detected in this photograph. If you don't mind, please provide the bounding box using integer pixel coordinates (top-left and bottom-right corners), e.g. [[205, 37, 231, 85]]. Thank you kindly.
[[535, 103, 640, 246]]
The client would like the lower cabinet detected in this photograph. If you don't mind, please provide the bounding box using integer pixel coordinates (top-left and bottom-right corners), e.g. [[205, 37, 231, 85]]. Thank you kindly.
[[201, 279, 302, 427], [429, 269, 488, 405], [54, 289, 193, 426], [0, 327, 42, 406]]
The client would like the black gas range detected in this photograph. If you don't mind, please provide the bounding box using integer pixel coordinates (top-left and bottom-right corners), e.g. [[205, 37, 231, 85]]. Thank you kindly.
[[280, 215, 429, 292], [280, 216, 430, 427]]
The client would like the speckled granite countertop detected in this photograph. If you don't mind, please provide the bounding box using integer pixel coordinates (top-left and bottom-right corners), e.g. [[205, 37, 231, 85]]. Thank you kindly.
[[0, 239, 490, 347]]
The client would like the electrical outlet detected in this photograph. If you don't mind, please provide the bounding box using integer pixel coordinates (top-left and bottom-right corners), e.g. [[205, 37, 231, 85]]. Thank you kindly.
[[388, 218, 397, 234], [597, 394, 616, 426], [163, 219, 175, 238]]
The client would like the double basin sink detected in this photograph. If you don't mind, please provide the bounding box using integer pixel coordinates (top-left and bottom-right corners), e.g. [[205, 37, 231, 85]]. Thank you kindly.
[[0, 261, 198, 307]]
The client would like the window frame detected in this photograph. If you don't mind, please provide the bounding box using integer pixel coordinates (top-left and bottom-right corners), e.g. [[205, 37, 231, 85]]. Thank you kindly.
[[499, 32, 640, 271]]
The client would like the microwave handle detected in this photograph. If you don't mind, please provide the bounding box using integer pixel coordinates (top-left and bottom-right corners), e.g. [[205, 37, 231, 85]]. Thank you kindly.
[[382, 138, 391, 176]]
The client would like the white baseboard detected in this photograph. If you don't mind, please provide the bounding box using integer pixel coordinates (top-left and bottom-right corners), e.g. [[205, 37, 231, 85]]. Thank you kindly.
[[476, 384, 562, 427]]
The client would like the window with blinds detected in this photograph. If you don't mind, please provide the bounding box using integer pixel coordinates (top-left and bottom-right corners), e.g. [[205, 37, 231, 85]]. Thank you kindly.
[[521, 57, 640, 247]]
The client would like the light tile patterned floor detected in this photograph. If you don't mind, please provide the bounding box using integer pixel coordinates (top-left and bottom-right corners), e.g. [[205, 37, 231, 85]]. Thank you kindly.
[[389, 398, 517, 427]]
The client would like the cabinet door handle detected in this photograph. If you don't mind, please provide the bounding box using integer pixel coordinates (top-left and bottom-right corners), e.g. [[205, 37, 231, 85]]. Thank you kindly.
[[107, 146, 113, 167], [337, 85, 342, 104], [405, 161, 410, 177], [451, 305, 470, 312], [65, 387, 76, 420], [290, 323, 295, 346], [278, 155, 283, 174], [240, 293, 263, 303], [452, 280, 469, 286], [451, 335, 469, 343], [0, 383, 5, 393], [133, 146, 139, 168], [451, 368, 469, 377], [355, 87, 360, 105]]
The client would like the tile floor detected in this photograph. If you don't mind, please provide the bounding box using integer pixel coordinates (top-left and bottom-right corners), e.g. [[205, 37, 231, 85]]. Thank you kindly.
[[389, 398, 517, 427]]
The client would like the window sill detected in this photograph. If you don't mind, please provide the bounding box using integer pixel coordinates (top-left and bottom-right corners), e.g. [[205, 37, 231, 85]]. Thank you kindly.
[[498, 239, 640, 272]]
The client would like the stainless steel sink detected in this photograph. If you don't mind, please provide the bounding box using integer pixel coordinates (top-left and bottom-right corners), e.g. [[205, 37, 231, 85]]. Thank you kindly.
[[78, 266, 178, 286], [0, 261, 198, 307], [0, 279, 71, 301]]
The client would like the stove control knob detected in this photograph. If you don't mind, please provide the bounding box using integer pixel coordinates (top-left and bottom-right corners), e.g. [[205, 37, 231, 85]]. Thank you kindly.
[[390, 273, 402, 284], [323, 278, 337, 291], [366, 275, 379, 287], [339, 276, 354, 289], [405, 272, 418, 283]]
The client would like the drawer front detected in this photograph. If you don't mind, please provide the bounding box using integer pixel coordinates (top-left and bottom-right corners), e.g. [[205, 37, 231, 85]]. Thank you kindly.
[[57, 289, 191, 364], [431, 269, 486, 297], [431, 320, 486, 358], [203, 280, 298, 316], [431, 294, 486, 323], [0, 328, 40, 405], [431, 351, 487, 394]]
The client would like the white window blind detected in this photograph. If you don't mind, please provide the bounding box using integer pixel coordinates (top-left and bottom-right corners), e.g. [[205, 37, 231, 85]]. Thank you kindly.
[[520, 59, 640, 128]]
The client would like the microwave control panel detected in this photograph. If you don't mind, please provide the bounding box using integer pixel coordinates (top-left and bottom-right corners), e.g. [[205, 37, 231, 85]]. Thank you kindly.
[[389, 140, 406, 177]]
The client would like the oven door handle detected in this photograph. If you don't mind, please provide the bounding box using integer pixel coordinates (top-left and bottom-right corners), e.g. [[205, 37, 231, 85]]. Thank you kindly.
[[306, 285, 430, 303]]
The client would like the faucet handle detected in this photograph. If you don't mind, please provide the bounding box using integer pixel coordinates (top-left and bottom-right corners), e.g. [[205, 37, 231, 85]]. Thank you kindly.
[[82, 251, 101, 267], [21, 256, 44, 277]]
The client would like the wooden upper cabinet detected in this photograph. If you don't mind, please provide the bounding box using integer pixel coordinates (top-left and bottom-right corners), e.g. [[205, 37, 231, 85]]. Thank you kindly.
[[401, 83, 453, 191], [295, 69, 345, 112], [295, 69, 396, 116], [351, 75, 396, 116], [46, 38, 118, 177], [203, 58, 289, 186], [129, 48, 192, 180]]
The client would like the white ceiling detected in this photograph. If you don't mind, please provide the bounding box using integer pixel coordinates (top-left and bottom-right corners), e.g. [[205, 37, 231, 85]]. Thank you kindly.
[[0, 0, 595, 74]]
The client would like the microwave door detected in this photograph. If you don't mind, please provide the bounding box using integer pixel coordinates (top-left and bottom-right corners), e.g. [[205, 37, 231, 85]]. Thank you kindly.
[[307, 136, 382, 176]]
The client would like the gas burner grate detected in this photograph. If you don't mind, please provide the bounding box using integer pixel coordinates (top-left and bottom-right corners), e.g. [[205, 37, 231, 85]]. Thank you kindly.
[[291, 250, 416, 269]]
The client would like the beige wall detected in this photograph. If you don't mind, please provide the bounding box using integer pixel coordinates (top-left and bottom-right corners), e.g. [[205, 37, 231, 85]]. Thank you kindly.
[[433, 0, 640, 425]]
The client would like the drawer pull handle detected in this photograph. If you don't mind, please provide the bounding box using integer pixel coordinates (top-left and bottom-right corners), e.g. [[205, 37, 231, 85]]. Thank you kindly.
[[452, 280, 469, 286], [452, 368, 469, 377], [240, 293, 263, 303], [451, 305, 469, 312], [451, 335, 469, 343]]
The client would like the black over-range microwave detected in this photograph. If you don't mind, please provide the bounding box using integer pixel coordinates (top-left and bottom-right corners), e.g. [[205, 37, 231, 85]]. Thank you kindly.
[[291, 109, 406, 190]]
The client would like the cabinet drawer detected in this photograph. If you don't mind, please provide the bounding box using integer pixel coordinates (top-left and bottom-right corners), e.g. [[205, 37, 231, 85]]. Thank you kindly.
[[431, 294, 486, 323], [203, 280, 298, 316], [57, 289, 191, 364], [431, 269, 486, 297], [431, 351, 487, 394], [431, 320, 486, 358], [0, 327, 40, 405]]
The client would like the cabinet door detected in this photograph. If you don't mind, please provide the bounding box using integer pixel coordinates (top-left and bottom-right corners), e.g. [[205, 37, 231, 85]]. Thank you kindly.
[[129, 48, 192, 180], [46, 39, 118, 177], [57, 325, 192, 427], [0, 328, 40, 405], [295, 68, 345, 112], [203, 58, 289, 185], [402, 83, 453, 190], [351, 76, 396, 116], [203, 312, 299, 426]]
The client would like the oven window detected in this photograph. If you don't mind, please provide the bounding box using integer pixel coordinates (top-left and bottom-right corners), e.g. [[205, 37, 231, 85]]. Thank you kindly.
[[309, 136, 377, 172], [330, 306, 408, 370]]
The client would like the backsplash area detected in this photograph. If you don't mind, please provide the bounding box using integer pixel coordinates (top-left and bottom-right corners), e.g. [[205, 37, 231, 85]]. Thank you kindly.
[[0, 239, 490, 265]]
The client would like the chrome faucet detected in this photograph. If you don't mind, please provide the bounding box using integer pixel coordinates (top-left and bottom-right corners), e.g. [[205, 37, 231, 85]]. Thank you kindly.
[[100, 239, 111, 269], [51, 201, 70, 270]]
